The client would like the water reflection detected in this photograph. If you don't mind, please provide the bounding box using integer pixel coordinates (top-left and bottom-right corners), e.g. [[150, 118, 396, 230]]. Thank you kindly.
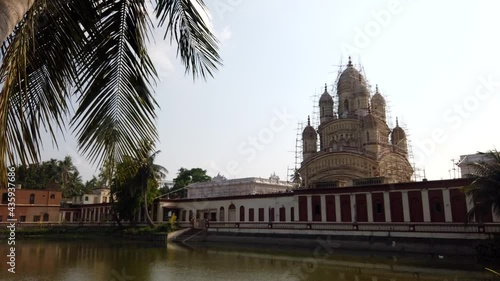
[[0, 239, 496, 281]]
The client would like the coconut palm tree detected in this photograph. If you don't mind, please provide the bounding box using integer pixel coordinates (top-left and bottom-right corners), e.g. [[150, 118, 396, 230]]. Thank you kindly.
[[0, 0, 221, 181], [462, 149, 500, 223], [290, 168, 302, 188], [134, 140, 167, 227]]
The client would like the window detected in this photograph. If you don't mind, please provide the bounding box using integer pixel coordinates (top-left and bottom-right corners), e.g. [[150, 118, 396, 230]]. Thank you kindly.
[[29, 194, 35, 204], [33, 216, 41, 222], [0, 215, 2, 222], [43, 214, 49, 222], [20, 216, 26, 222], [375, 201, 383, 214], [50, 194, 55, 199], [85, 196, 89, 201], [344, 99, 349, 112], [366, 131, 370, 142], [258, 208, 264, 222], [291, 207, 295, 221], [315, 205, 321, 215], [1, 193, 7, 204], [219, 207, 225, 222]]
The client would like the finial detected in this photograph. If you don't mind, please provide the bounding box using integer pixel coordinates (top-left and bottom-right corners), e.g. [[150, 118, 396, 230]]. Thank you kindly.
[[307, 115, 310, 126], [348, 56, 352, 66], [324, 83, 327, 92], [376, 84, 379, 93], [396, 117, 399, 127]]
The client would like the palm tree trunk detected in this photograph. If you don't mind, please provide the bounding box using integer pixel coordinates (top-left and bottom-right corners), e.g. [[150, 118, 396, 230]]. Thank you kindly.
[[0, 0, 35, 43], [141, 170, 155, 227], [144, 188, 155, 227]]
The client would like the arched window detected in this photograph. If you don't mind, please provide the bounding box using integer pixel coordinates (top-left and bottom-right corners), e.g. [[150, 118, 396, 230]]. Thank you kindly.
[[50, 194, 55, 199], [43, 213, 49, 221], [366, 131, 370, 142], [29, 194, 35, 204], [219, 207, 225, 222], [239, 206, 245, 222], [344, 99, 349, 112]]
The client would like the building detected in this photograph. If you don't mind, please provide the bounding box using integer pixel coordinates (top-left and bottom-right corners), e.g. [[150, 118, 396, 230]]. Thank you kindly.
[[60, 188, 113, 222], [154, 57, 499, 246], [70, 188, 111, 205], [186, 173, 293, 199], [299, 58, 413, 188], [457, 152, 495, 178], [0, 185, 62, 223]]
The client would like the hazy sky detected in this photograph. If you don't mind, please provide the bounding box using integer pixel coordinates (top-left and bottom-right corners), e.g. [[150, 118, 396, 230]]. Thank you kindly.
[[40, 0, 500, 182]]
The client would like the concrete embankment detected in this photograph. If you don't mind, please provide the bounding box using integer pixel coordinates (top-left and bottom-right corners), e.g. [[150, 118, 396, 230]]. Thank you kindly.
[[183, 230, 491, 256]]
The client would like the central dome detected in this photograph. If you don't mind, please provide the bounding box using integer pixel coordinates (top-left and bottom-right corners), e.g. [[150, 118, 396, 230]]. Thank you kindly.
[[337, 57, 367, 95]]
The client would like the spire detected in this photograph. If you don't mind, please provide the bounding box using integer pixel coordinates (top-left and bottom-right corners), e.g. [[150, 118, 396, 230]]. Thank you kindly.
[[376, 84, 379, 93], [347, 56, 352, 66], [307, 115, 310, 126], [396, 117, 399, 127], [324, 83, 327, 93]]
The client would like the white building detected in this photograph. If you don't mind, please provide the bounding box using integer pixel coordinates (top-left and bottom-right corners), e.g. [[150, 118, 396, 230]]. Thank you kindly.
[[71, 188, 111, 205], [186, 173, 294, 199], [457, 153, 494, 178]]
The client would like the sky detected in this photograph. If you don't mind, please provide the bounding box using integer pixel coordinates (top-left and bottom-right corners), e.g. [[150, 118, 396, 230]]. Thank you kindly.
[[39, 0, 500, 183]]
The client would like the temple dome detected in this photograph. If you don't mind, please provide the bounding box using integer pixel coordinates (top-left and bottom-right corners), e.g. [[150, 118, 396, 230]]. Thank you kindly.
[[302, 116, 316, 138], [337, 57, 367, 94], [371, 85, 386, 105]]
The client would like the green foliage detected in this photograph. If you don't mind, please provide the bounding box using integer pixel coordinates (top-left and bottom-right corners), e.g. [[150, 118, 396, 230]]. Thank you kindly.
[[462, 149, 500, 223], [171, 167, 211, 198], [290, 169, 301, 188], [168, 213, 178, 231], [110, 141, 167, 225], [14, 156, 86, 198]]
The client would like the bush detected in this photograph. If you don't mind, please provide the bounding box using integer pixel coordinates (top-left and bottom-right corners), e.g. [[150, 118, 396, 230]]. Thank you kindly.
[[168, 214, 178, 232]]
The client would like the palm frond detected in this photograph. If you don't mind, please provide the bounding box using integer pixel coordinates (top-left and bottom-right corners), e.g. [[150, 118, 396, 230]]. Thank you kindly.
[[71, 0, 158, 168], [0, 0, 96, 182], [155, 0, 222, 79]]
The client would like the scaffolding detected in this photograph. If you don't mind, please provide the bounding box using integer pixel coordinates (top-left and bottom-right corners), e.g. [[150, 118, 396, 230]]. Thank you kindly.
[[292, 121, 304, 171], [398, 118, 421, 182]]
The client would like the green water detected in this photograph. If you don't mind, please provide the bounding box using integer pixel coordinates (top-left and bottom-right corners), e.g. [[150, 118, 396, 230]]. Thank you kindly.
[[0, 238, 497, 281]]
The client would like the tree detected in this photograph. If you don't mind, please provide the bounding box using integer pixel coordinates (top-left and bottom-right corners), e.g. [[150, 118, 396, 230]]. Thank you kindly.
[[171, 167, 211, 198], [134, 141, 167, 227], [290, 169, 301, 188], [108, 141, 166, 226], [0, 0, 221, 182], [462, 149, 500, 223], [14, 156, 85, 197]]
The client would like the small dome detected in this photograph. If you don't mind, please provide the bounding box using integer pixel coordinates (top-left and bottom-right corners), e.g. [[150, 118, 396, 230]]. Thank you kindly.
[[371, 85, 386, 105], [302, 116, 316, 138], [391, 126, 406, 139], [391, 119, 406, 144], [319, 84, 333, 104], [363, 114, 377, 129], [337, 57, 366, 94], [303, 126, 316, 137]]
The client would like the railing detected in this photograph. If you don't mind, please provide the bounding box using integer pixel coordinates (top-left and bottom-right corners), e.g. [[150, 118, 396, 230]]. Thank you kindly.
[[0, 222, 149, 227], [201, 222, 500, 234]]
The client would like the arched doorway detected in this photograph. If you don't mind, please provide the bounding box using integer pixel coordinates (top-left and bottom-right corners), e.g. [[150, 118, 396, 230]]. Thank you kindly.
[[228, 204, 236, 221]]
